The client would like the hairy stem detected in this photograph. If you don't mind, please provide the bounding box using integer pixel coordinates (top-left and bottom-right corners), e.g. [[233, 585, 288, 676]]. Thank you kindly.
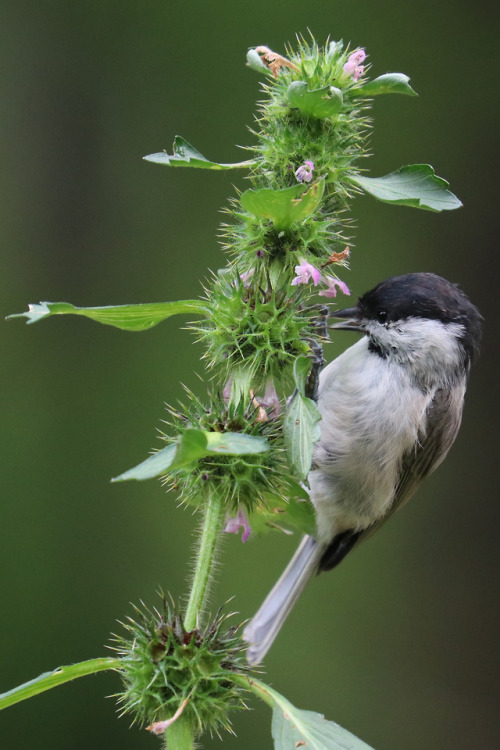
[[231, 674, 275, 709], [184, 490, 225, 631], [165, 716, 195, 750]]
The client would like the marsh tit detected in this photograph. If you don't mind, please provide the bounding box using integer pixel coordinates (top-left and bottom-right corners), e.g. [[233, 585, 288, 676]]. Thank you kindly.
[[244, 272, 481, 665]]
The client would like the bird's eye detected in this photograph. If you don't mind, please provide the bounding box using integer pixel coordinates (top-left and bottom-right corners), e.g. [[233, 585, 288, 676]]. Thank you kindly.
[[377, 310, 388, 323]]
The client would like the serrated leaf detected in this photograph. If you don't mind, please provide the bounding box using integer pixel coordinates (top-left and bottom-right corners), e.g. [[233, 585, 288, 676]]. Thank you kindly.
[[7, 300, 207, 331], [356, 73, 417, 97], [241, 178, 325, 230], [112, 430, 270, 482], [350, 164, 462, 212], [144, 135, 254, 170], [287, 81, 343, 119], [0, 658, 118, 711]]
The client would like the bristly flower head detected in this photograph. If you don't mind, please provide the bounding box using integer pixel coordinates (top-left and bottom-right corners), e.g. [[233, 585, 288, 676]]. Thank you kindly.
[[160, 386, 298, 516], [111, 596, 251, 737], [191, 269, 312, 394]]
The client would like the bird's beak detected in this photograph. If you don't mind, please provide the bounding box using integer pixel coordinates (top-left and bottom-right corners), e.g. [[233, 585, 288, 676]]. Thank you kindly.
[[330, 306, 365, 332]]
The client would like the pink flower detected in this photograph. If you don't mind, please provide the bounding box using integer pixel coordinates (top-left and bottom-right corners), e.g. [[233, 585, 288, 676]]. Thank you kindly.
[[295, 160, 315, 183], [343, 49, 366, 82], [291, 262, 321, 287], [224, 509, 251, 543], [319, 277, 351, 298], [348, 49, 366, 65]]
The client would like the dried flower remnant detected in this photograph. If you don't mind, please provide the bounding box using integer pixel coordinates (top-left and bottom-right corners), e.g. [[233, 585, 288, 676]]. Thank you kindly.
[[146, 696, 190, 735], [322, 247, 350, 267], [254, 45, 299, 77]]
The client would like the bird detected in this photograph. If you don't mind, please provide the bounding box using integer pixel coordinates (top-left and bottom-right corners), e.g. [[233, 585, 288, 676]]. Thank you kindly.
[[244, 272, 482, 665]]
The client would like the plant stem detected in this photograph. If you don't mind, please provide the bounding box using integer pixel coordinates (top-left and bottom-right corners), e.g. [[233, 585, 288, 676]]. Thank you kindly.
[[164, 715, 195, 750], [164, 493, 224, 750], [184, 489, 225, 632], [0, 658, 120, 711], [231, 674, 275, 709]]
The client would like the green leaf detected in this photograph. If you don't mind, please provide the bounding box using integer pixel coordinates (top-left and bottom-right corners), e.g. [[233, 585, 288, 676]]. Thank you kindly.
[[350, 164, 462, 212], [283, 357, 321, 481], [272, 698, 375, 750], [291, 355, 312, 397], [0, 658, 119, 711], [272, 494, 316, 536], [287, 82, 343, 119], [356, 73, 417, 97], [238, 678, 375, 750], [241, 178, 325, 231], [204, 431, 269, 454], [7, 300, 207, 331], [144, 136, 254, 170], [112, 429, 270, 482]]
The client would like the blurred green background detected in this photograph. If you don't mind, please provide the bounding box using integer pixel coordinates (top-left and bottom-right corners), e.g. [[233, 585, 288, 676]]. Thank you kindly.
[[1, 2, 499, 749]]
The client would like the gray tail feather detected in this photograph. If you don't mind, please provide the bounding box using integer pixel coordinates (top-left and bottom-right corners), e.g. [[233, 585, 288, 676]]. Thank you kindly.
[[244, 535, 323, 665]]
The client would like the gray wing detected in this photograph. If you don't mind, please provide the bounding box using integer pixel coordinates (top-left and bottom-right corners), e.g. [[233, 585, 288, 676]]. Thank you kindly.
[[392, 385, 465, 511], [361, 385, 465, 541]]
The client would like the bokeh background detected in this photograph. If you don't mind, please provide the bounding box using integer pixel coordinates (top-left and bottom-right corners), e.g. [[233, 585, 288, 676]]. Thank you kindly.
[[1, 2, 499, 749]]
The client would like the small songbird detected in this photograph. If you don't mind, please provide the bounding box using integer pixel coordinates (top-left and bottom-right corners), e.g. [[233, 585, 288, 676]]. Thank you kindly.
[[244, 272, 481, 665]]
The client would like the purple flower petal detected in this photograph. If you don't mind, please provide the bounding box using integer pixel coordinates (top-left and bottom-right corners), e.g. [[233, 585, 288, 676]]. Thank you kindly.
[[295, 160, 315, 183], [343, 49, 366, 81], [224, 509, 251, 543], [348, 49, 366, 65], [291, 262, 321, 286], [319, 277, 351, 298]]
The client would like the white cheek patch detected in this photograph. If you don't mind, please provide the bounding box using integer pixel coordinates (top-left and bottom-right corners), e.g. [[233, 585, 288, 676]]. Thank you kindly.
[[368, 319, 464, 386]]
